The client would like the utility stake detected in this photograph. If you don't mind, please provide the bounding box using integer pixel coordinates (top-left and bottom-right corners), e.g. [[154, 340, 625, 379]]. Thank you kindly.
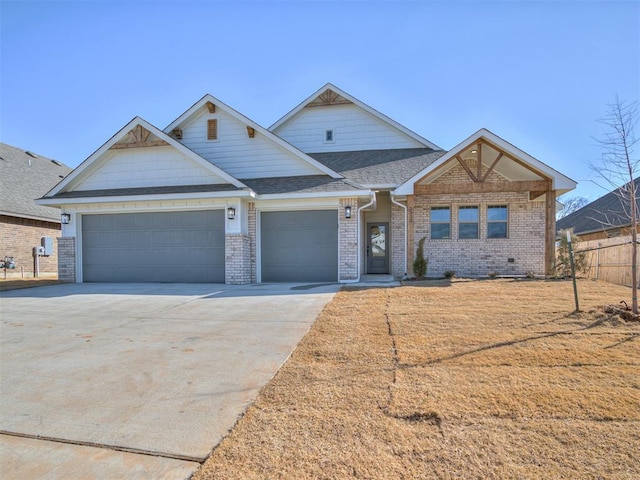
[[567, 230, 580, 312]]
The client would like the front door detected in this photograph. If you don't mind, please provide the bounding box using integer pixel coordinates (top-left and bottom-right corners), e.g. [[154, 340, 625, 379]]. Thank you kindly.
[[367, 223, 389, 274]]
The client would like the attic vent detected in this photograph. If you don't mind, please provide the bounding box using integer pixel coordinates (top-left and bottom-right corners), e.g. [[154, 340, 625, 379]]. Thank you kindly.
[[51, 159, 63, 166], [171, 128, 183, 139], [207, 119, 218, 140], [25, 151, 38, 158]]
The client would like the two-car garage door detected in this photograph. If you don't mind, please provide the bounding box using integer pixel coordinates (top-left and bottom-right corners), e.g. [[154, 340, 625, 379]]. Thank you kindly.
[[82, 210, 225, 283]]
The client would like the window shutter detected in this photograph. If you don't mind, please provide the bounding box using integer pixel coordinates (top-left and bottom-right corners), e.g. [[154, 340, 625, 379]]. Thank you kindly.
[[207, 119, 218, 140]]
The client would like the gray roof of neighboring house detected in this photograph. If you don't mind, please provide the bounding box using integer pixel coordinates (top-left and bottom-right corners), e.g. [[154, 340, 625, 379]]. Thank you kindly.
[[243, 175, 365, 195], [308, 148, 446, 186], [0, 142, 72, 222], [51, 183, 242, 199], [556, 177, 640, 235]]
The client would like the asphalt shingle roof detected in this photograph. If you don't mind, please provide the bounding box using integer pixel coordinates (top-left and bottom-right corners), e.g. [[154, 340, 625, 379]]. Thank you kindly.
[[52, 183, 242, 198], [308, 148, 446, 186], [556, 177, 640, 235], [0, 142, 72, 222], [243, 175, 364, 195]]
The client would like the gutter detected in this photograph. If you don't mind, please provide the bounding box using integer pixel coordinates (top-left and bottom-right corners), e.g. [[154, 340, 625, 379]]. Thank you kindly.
[[390, 192, 408, 277], [356, 191, 377, 282]]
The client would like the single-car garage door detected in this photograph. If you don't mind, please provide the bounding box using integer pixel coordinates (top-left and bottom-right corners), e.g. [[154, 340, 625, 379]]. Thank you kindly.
[[261, 210, 338, 282], [82, 210, 225, 283]]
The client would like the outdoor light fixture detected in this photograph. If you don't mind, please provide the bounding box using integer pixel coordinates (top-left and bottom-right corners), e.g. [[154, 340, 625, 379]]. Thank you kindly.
[[60, 213, 71, 224], [345, 206, 352, 219], [471, 149, 477, 154], [227, 207, 236, 220]]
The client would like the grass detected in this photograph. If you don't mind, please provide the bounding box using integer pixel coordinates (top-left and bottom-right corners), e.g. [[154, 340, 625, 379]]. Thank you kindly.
[[194, 279, 640, 479]]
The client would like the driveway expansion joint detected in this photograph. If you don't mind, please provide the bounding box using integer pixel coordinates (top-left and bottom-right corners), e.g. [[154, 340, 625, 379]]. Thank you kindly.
[[0, 430, 206, 463]]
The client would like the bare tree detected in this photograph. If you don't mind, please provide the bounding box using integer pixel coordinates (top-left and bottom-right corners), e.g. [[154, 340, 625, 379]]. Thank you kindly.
[[556, 195, 589, 219], [593, 96, 639, 312]]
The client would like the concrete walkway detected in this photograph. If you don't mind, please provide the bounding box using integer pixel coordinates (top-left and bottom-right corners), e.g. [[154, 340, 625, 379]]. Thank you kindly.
[[0, 282, 338, 479]]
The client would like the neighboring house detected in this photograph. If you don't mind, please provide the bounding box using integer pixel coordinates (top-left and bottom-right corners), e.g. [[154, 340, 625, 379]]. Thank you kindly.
[[557, 177, 640, 241], [1, 143, 72, 277], [37, 84, 576, 284]]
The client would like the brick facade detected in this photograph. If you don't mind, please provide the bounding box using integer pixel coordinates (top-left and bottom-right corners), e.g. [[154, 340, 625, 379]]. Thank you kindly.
[[410, 191, 546, 277], [1, 215, 61, 278], [390, 202, 406, 278], [57, 237, 76, 282], [339, 197, 358, 280], [225, 233, 252, 284]]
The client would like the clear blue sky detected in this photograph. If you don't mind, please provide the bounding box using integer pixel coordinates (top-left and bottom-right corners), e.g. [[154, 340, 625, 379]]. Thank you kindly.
[[1, 0, 638, 201]]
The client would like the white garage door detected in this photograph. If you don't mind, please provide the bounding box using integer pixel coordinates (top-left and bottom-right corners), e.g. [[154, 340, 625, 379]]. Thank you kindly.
[[82, 210, 225, 283]]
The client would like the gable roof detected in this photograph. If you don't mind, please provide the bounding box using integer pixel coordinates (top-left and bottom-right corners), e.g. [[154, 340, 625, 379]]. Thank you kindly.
[[269, 83, 442, 151], [394, 128, 577, 195], [309, 148, 445, 188], [0, 142, 72, 222], [557, 177, 640, 236], [44, 117, 247, 199], [164, 94, 341, 179]]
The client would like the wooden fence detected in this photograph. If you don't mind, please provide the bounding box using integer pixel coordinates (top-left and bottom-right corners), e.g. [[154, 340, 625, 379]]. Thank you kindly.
[[576, 235, 639, 286]]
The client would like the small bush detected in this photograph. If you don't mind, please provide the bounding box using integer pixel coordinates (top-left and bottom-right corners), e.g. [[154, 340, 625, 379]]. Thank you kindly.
[[444, 270, 456, 279], [526, 270, 536, 279], [488, 271, 498, 279], [413, 237, 428, 278]]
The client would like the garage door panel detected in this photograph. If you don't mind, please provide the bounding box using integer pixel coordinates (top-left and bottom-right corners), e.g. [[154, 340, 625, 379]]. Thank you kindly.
[[82, 210, 225, 283], [261, 210, 338, 283]]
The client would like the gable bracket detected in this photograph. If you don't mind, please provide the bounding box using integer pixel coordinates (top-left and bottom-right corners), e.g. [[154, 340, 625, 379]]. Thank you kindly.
[[456, 155, 479, 182], [480, 152, 503, 182], [206, 102, 216, 113]]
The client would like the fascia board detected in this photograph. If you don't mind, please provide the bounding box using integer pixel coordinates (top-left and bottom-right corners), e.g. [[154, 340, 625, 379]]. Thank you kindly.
[[270, 83, 442, 151], [394, 128, 577, 195], [36, 190, 255, 206], [165, 94, 342, 179], [45, 117, 247, 197], [257, 190, 371, 201]]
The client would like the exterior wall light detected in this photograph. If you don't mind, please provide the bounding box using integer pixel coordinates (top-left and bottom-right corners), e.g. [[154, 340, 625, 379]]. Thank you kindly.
[[344, 206, 352, 219], [227, 207, 236, 220], [61, 213, 71, 224]]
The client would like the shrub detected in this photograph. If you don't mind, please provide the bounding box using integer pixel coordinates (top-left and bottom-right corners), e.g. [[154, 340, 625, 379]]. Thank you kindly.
[[444, 270, 456, 279], [556, 229, 590, 278], [488, 271, 498, 279], [413, 237, 428, 278]]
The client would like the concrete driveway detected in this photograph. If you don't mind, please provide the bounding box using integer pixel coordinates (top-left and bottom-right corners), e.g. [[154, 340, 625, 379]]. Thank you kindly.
[[0, 282, 339, 479]]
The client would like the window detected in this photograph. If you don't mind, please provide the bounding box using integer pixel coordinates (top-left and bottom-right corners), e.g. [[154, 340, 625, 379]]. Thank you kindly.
[[458, 206, 479, 239], [207, 119, 218, 140], [430, 206, 450, 239], [325, 129, 334, 142], [487, 205, 508, 238]]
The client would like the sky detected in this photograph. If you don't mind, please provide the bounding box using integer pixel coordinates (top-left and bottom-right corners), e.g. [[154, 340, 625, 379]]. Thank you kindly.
[[1, 0, 639, 202]]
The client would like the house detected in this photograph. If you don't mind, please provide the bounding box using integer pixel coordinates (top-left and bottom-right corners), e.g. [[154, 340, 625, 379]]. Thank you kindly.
[[1, 142, 72, 277], [37, 84, 576, 283], [557, 177, 640, 241]]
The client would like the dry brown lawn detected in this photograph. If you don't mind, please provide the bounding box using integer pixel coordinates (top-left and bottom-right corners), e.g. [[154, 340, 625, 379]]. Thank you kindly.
[[194, 279, 640, 479]]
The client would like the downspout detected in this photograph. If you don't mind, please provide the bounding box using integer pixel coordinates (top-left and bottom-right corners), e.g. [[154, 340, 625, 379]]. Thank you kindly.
[[390, 192, 408, 278], [357, 191, 377, 282]]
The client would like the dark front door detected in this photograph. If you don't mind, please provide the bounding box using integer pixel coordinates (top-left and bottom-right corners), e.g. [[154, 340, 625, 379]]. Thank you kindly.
[[367, 223, 389, 274]]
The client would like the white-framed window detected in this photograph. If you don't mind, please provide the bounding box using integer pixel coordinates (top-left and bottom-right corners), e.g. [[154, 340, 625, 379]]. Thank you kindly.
[[430, 206, 451, 239], [458, 206, 479, 239], [325, 129, 334, 143], [487, 205, 508, 238]]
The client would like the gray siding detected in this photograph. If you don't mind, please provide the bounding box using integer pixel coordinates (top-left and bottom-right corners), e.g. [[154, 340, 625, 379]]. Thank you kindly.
[[82, 210, 225, 282]]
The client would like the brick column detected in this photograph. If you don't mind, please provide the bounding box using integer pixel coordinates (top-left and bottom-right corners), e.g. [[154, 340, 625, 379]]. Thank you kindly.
[[57, 237, 76, 282], [339, 197, 358, 281], [225, 234, 251, 284]]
